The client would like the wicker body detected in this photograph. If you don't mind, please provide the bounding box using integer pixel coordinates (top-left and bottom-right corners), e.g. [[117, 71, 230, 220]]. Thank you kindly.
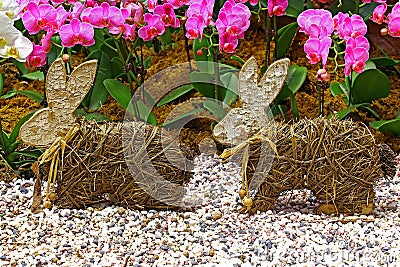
[[242, 118, 389, 215], [38, 121, 198, 210]]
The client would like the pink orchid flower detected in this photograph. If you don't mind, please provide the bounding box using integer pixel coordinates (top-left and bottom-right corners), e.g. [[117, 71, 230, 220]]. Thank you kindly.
[[22, 2, 58, 34], [185, 16, 204, 40], [68, 2, 84, 20], [388, 2, 400, 21], [268, 0, 288, 17], [40, 31, 53, 53], [50, 0, 66, 5], [186, 0, 215, 27], [346, 35, 370, 51], [84, 0, 98, 8], [122, 23, 136, 41], [216, 12, 246, 39], [298, 9, 334, 39], [80, 7, 92, 23], [122, 2, 144, 24], [153, 3, 180, 28], [388, 17, 400, 37], [25, 44, 46, 68], [55, 5, 68, 31], [147, 0, 158, 12], [138, 13, 165, 41], [89, 2, 124, 34], [344, 46, 369, 76], [219, 33, 239, 53], [216, 0, 250, 40], [371, 4, 387, 24], [235, 0, 259, 6], [167, 0, 191, 9], [218, 0, 251, 28], [59, 18, 95, 48], [304, 37, 331, 67], [334, 13, 367, 40]]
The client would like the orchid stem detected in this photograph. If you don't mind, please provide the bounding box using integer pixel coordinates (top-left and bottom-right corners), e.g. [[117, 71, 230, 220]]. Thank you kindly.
[[273, 15, 278, 60], [266, 13, 271, 66]]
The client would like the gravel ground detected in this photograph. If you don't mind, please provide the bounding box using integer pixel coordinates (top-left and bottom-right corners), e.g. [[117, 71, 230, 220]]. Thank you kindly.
[[1, 154, 400, 267]]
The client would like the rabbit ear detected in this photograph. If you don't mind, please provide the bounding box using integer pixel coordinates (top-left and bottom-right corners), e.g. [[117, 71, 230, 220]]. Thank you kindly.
[[19, 108, 75, 146], [238, 57, 258, 107], [52, 59, 97, 114], [239, 57, 290, 112], [258, 58, 290, 107], [46, 58, 67, 110]]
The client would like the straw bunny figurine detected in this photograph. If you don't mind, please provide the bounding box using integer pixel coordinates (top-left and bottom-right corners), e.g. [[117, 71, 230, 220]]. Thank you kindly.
[[213, 57, 396, 215], [20, 58, 198, 210], [20, 58, 97, 147], [213, 57, 290, 146]]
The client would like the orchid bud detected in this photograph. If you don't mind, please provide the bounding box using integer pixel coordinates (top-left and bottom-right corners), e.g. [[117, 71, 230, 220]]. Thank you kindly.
[[196, 49, 203, 56], [62, 54, 70, 63], [316, 69, 330, 82], [380, 28, 388, 36]]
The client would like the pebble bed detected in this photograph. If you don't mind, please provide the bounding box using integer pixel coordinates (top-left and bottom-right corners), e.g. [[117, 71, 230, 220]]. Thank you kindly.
[[1, 154, 400, 267]]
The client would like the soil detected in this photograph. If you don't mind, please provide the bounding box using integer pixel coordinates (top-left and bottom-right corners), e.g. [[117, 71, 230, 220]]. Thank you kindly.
[[1, 18, 400, 165]]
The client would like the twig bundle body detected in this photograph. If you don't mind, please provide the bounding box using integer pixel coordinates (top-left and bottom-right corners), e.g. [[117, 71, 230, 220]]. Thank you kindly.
[[38, 121, 197, 210], [242, 118, 390, 215]]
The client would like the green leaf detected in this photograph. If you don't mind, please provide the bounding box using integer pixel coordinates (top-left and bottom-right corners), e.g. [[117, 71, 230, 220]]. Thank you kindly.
[[359, 106, 380, 120], [157, 84, 194, 107], [100, 38, 119, 59], [289, 92, 299, 119], [284, 64, 307, 94], [12, 59, 29, 75], [88, 28, 106, 52], [329, 0, 355, 15], [352, 69, 390, 104], [329, 104, 368, 120], [74, 109, 111, 122], [230, 55, 245, 65], [103, 79, 132, 109], [370, 57, 400, 67], [46, 36, 62, 66], [160, 28, 172, 46], [220, 72, 238, 107], [162, 108, 204, 128], [142, 88, 156, 107], [286, 0, 304, 18], [203, 100, 227, 120], [21, 71, 44, 81], [190, 72, 217, 98], [351, 60, 376, 84], [18, 90, 43, 103], [193, 38, 214, 73], [88, 52, 112, 110], [14, 150, 42, 159], [7, 152, 19, 165], [276, 22, 298, 58], [136, 100, 157, 126], [370, 118, 400, 136], [276, 86, 292, 102], [330, 82, 349, 104], [1, 88, 17, 99], [0, 73, 4, 91], [110, 57, 125, 78], [0, 130, 10, 152], [360, 2, 379, 20]]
